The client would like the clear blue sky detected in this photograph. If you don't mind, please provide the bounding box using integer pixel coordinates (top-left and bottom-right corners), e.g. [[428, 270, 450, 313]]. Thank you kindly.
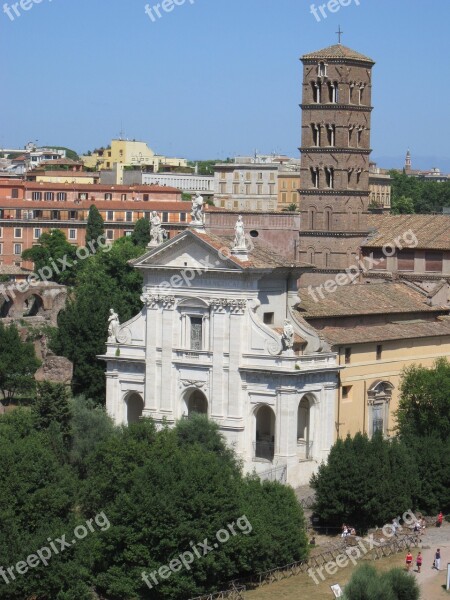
[[1, 0, 449, 170]]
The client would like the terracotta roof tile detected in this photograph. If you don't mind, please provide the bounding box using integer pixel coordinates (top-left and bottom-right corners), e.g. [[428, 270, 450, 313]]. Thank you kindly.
[[301, 44, 374, 64], [365, 214, 450, 251], [319, 318, 450, 345], [297, 282, 443, 318], [190, 229, 310, 270]]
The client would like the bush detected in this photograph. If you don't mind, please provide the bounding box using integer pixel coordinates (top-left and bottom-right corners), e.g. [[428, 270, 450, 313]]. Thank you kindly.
[[344, 564, 419, 600]]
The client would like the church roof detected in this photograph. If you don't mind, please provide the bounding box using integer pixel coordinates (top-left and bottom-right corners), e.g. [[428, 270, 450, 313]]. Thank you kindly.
[[365, 214, 450, 251], [318, 318, 450, 346], [296, 282, 446, 319], [189, 229, 309, 270], [301, 44, 374, 64]]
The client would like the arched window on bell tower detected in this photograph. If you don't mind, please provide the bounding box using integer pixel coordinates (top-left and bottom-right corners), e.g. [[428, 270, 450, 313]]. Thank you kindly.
[[327, 124, 336, 147], [318, 61, 327, 77], [310, 167, 319, 189], [311, 80, 321, 103], [311, 124, 320, 147], [325, 167, 334, 189], [359, 83, 366, 105]]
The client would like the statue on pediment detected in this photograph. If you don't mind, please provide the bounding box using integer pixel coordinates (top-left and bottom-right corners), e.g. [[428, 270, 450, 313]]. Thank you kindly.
[[191, 193, 204, 225], [108, 309, 120, 342]]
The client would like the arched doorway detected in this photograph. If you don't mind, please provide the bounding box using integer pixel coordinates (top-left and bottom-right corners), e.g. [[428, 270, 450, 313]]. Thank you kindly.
[[23, 295, 44, 317], [0, 296, 14, 318], [254, 405, 275, 461], [126, 392, 144, 424], [297, 396, 313, 460], [186, 389, 208, 416]]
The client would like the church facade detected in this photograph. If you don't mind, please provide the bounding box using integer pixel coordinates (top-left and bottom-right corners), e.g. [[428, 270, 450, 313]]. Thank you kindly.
[[102, 222, 339, 487]]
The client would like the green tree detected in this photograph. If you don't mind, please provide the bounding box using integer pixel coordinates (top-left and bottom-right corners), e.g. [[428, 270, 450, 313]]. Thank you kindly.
[[0, 409, 90, 600], [85, 205, 105, 250], [54, 237, 143, 402], [22, 229, 79, 285], [0, 322, 40, 406], [396, 358, 450, 441], [131, 217, 150, 248], [311, 432, 418, 531], [81, 417, 309, 599], [391, 195, 415, 215], [69, 395, 116, 477], [33, 382, 73, 447]]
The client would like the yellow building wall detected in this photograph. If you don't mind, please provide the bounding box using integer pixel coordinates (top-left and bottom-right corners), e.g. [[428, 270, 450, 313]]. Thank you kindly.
[[336, 335, 450, 440], [35, 174, 97, 184], [81, 140, 187, 173]]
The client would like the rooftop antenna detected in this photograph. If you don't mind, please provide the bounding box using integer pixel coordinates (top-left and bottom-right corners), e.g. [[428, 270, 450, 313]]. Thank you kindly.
[[336, 25, 343, 44]]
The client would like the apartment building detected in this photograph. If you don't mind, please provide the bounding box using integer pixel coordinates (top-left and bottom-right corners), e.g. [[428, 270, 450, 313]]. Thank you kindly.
[[0, 179, 188, 268]]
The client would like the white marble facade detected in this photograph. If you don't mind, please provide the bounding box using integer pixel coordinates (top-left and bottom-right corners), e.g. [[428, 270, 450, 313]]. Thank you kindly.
[[102, 228, 338, 487]]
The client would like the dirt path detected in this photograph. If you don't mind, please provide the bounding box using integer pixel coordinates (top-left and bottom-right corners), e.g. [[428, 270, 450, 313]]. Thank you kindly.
[[412, 522, 450, 599]]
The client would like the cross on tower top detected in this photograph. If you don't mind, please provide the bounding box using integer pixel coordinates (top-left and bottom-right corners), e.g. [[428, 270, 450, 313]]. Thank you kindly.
[[336, 26, 343, 44]]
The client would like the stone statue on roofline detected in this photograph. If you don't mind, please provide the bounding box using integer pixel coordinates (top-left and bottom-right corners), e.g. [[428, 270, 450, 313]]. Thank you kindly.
[[282, 319, 294, 353], [149, 211, 166, 246], [108, 308, 120, 342], [190, 192, 204, 225], [233, 215, 247, 250]]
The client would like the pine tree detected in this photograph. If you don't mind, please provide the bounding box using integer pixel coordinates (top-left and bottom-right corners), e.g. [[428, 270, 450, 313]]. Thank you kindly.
[[85, 205, 105, 250], [131, 218, 150, 248]]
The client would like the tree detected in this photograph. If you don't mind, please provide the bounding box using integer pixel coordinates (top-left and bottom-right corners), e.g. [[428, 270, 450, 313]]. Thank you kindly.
[[131, 217, 150, 248], [69, 395, 116, 477], [395, 359, 450, 513], [396, 358, 450, 441], [33, 382, 73, 447], [54, 237, 143, 402], [311, 433, 418, 532], [22, 229, 79, 285], [85, 205, 105, 250], [0, 409, 89, 600], [391, 195, 415, 215], [81, 417, 309, 599], [0, 322, 40, 406]]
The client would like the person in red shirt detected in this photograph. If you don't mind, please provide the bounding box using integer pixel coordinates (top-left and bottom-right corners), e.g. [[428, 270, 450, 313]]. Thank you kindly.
[[416, 552, 422, 573], [406, 552, 413, 571], [437, 512, 443, 527]]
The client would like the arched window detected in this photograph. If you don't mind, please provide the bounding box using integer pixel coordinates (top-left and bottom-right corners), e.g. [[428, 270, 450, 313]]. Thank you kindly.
[[187, 389, 208, 416], [327, 124, 336, 147], [310, 167, 319, 189], [297, 396, 314, 460], [318, 61, 327, 77], [126, 392, 144, 424], [311, 124, 320, 147], [367, 381, 394, 437], [254, 405, 275, 461], [311, 80, 321, 103], [325, 167, 334, 189]]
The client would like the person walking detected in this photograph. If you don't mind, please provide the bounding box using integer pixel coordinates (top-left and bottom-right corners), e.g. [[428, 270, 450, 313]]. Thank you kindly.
[[416, 552, 422, 573], [406, 551, 413, 571], [437, 511, 443, 528], [434, 549, 441, 571]]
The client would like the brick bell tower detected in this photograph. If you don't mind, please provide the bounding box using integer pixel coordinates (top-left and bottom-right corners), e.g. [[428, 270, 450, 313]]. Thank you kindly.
[[298, 42, 375, 278]]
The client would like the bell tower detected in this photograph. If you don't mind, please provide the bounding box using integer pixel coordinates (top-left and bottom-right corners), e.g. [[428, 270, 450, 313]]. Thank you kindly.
[[298, 43, 375, 272]]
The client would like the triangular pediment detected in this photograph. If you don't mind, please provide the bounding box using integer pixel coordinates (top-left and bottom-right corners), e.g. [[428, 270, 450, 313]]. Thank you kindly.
[[132, 231, 243, 272]]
